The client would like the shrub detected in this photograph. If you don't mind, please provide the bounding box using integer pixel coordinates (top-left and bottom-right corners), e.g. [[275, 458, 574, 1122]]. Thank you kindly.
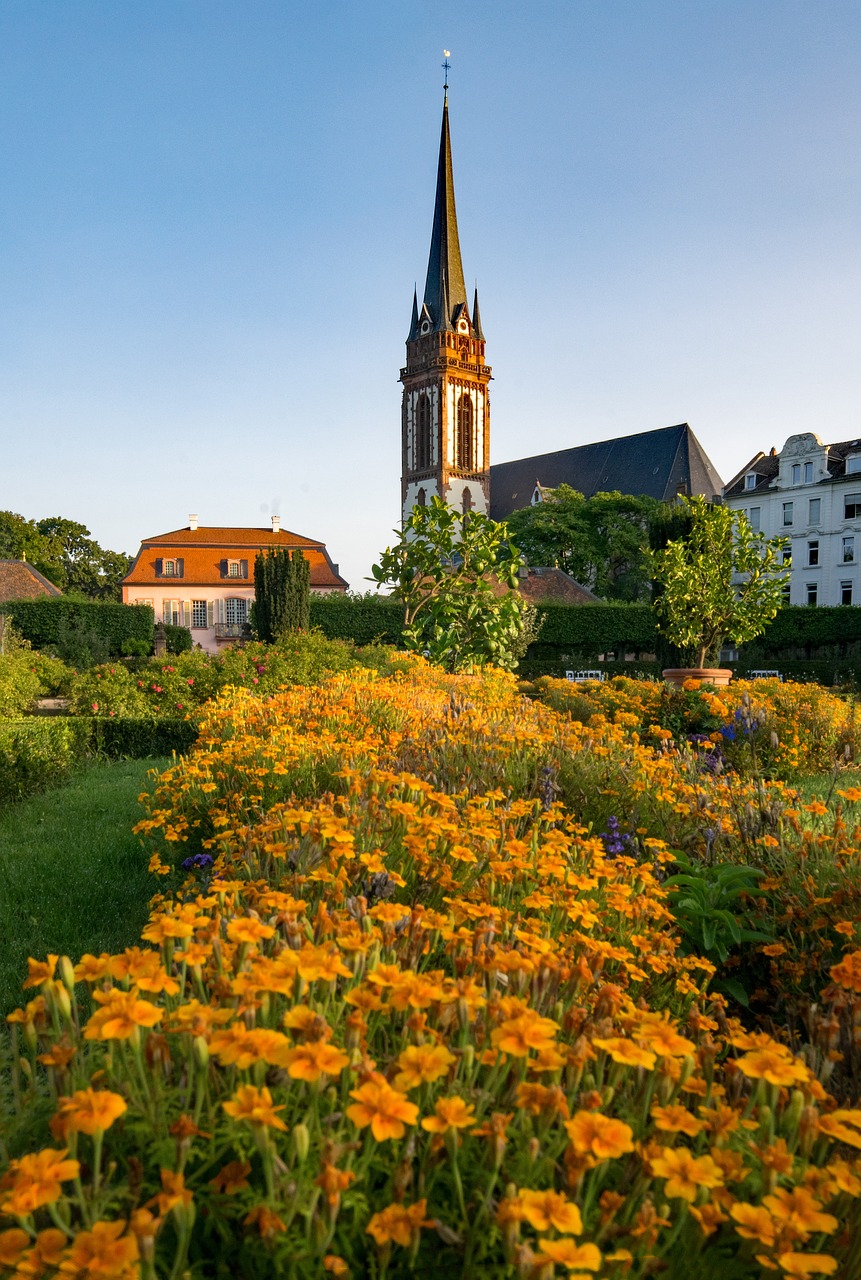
[[0, 719, 89, 804], [0, 598, 153, 656], [0, 653, 44, 716], [86, 716, 199, 759], [163, 623, 192, 654]]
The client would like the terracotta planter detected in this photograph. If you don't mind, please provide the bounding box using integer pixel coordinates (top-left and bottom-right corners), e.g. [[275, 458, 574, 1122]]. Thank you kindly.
[[662, 667, 733, 689]]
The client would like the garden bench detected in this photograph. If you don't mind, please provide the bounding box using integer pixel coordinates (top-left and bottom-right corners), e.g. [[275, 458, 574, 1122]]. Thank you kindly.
[[565, 670, 606, 683], [747, 670, 783, 681]]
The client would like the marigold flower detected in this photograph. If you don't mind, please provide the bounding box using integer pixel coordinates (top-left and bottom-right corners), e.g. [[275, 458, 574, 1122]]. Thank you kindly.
[[518, 1188, 583, 1234], [393, 1042, 456, 1090], [347, 1080, 419, 1141], [84, 990, 162, 1041], [55, 1088, 127, 1136], [491, 1011, 560, 1057], [223, 1084, 288, 1131], [226, 917, 275, 945], [152, 1169, 194, 1217], [244, 1205, 287, 1238], [323, 1256, 350, 1276], [0, 1230, 30, 1269], [829, 950, 861, 993], [592, 1036, 657, 1069], [649, 1147, 724, 1202], [565, 1111, 634, 1159], [421, 1095, 476, 1133], [730, 1202, 776, 1246], [56, 1219, 139, 1277], [278, 1039, 350, 1081], [535, 1238, 602, 1271], [763, 1187, 838, 1235], [0, 1148, 80, 1216], [211, 1160, 252, 1195], [776, 1253, 838, 1278], [366, 1200, 431, 1247], [22, 954, 59, 989], [736, 1049, 809, 1087], [650, 1105, 704, 1137]]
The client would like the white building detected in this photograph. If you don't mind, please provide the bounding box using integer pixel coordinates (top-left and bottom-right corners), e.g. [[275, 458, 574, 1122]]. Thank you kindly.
[[723, 432, 861, 607]]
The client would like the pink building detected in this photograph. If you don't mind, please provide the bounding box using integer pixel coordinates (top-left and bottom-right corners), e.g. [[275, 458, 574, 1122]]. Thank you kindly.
[[122, 517, 348, 653]]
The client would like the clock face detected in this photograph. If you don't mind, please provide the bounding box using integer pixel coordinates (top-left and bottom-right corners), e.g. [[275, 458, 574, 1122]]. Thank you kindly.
[[458, 319, 469, 333], [420, 320, 431, 335]]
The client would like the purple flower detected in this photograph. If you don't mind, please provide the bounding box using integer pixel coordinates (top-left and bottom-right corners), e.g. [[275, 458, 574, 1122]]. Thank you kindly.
[[181, 853, 214, 872]]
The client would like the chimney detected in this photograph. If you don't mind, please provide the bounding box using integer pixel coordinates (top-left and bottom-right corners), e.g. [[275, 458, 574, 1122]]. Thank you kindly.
[[271, 516, 281, 533], [189, 514, 199, 531]]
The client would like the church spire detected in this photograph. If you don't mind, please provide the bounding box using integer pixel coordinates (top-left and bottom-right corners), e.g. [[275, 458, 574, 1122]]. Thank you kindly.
[[422, 93, 467, 331]]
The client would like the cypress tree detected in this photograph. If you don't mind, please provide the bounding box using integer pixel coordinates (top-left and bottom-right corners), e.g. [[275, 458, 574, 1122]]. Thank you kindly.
[[292, 550, 310, 630]]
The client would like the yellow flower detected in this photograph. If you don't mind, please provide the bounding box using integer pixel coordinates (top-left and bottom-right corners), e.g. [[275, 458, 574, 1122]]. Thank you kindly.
[[421, 1096, 476, 1133], [776, 1254, 838, 1278], [84, 990, 162, 1041], [535, 1238, 602, 1271], [393, 1043, 456, 1090], [729, 1202, 776, 1247], [22, 954, 59, 989], [650, 1105, 704, 1137], [763, 1187, 838, 1235], [366, 1200, 431, 1247], [735, 1049, 809, 1087], [592, 1036, 657, 1069], [56, 1220, 139, 1277], [223, 1084, 288, 1131], [0, 1148, 80, 1216], [55, 1089, 127, 1136], [518, 1189, 583, 1234], [564, 1111, 634, 1159], [347, 1079, 419, 1141], [491, 1011, 560, 1057], [649, 1147, 724, 1202], [277, 1040, 350, 1082]]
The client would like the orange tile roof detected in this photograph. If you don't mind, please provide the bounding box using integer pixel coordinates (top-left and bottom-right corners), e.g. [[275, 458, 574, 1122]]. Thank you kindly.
[[123, 528, 348, 589], [0, 560, 62, 600]]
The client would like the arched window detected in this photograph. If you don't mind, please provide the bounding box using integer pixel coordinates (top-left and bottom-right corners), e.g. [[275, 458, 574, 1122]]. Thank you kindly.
[[416, 487, 427, 507], [456, 394, 474, 470], [416, 394, 431, 471], [461, 487, 473, 514]]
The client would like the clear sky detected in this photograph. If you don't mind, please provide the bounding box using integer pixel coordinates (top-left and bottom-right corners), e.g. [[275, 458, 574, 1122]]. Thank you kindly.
[[2, 1, 860, 589]]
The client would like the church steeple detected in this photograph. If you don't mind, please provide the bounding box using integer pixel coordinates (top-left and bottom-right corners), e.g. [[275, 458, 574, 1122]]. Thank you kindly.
[[399, 86, 492, 526], [422, 95, 467, 331]]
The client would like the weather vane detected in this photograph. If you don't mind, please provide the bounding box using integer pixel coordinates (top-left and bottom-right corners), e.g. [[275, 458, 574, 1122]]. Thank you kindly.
[[442, 49, 451, 91]]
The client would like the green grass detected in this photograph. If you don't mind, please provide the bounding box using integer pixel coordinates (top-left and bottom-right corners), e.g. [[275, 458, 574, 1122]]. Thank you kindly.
[[0, 758, 169, 1015], [791, 766, 861, 806]]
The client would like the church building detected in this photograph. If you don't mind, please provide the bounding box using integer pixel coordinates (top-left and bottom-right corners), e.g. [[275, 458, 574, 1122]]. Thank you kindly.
[[400, 89, 723, 524], [400, 87, 491, 524]]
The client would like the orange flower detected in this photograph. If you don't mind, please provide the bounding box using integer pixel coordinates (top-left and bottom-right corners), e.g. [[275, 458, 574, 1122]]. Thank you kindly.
[[421, 1096, 476, 1133], [763, 1187, 838, 1235], [829, 951, 861, 993], [776, 1254, 838, 1278], [518, 1188, 583, 1234], [535, 1238, 602, 1271], [211, 1160, 252, 1195], [649, 1147, 724, 1202], [0, 1230, 31, 1269], [0, 1148, 80, 1216], [223, 1084, 288, 1131], [296, 945, 352, 982], [22, 954, 59, 989], [366, 1200, 431, 1247], [393, 1043, 456, 1090], [565, 1111, 634, 1159], [209, 1026, 290, 1070], [735, 1049, 809, 1087], [592, 1036, 657, 1069], [347, 1080, 419, 1141], [152, 1170, 194, 1217], [323, 1257, 351, 1276], [55, 1089, 127, 1136], [56, 1220, 139, 1277], [650, 1105, 704, 1137], [277, 1040, 350, 1082], [226, 917, 276, 945], [729, 1202, 776, 1247], [491, 1011, 560, 1057], [84, 990, 162, 1041], [244, 1205, 287, 1238]]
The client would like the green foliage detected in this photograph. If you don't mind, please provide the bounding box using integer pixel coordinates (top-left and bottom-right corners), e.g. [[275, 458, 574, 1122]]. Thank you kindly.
[[505, 487, 670, 601], [371, 498, 528, 672], [86, 717, 199, 759], [663, 853, 773, 979], [163, 623, 192, 654], [253, 549, 311, 641], [121, 637, 152, 657], [0, 654, 45, 716], [310, 593, 407, 645], [645, 496, 790, 668], [0, 720, 90, 805], [0, 598, 153, 659], [0, 511, 130, 598]]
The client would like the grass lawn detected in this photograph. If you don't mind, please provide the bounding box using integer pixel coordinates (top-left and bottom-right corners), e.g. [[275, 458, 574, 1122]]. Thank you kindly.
[[0, 758, 168, 1015]]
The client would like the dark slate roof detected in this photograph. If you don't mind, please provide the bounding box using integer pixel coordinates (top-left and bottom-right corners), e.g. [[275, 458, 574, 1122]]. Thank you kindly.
[[490, 424, 724, 519], [0, 560, 62, 600], [421, 93, 467, 333], [722, 452, 776, 498]]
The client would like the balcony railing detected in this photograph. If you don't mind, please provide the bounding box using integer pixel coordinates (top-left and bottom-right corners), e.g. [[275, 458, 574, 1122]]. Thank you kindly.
[[214, 623, 246, 641]]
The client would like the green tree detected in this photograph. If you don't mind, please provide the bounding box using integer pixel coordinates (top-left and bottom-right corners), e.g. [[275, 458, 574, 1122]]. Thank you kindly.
[[36, 517, 132, 600], [505, 487, 667, 601], [371, 497, 528, 672], [253, 549, 310, 642], [644, 496, 789, 669]]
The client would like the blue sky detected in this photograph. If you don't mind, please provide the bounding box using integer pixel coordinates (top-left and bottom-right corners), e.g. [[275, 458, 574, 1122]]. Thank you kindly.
[[2, 1, 860, 588]]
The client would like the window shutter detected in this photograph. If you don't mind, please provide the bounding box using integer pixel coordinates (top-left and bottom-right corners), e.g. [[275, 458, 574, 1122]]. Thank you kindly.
[[163, 600, 173, 623], [220, 559, 228, 578], [207, 601, 215, 627], [240, 559, 248, 579], [182, 602, 191, 627], [177, 558, 185, 578], [155, 558, 163, 577]]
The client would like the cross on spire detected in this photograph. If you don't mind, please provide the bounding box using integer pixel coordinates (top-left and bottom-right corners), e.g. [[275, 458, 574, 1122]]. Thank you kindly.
[[442, 49, 451, 91]]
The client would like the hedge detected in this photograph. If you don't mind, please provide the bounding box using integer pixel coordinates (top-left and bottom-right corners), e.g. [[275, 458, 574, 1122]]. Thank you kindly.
[[86, 716, 199, 759], [0, 599, 154, 654], [0, 720, 90, 805], [310, 596, 406, 646]]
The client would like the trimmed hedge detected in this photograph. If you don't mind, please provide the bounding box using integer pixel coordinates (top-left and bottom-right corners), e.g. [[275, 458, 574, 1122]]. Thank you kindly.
[[310, 596, 405, 646], [0, 720, 90, 804], [86, 716, 199, 759], [0, 599, 154, 655]]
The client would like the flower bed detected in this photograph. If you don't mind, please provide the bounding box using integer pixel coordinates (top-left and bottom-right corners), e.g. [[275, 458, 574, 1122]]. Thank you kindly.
[[2, 663, 861, 1278]]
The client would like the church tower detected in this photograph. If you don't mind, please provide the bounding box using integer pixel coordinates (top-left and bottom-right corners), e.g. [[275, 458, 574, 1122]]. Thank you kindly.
[[400, 88, 491, 524]]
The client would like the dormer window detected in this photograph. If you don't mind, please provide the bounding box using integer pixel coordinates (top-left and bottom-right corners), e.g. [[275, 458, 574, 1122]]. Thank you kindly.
[[791, 464, 801, 484], [804, 462, 814, 483], [163, 559, 178, 576], [848, 455, 861, 475], [745, 473, 757, 490], [227, 560, 241, 578]]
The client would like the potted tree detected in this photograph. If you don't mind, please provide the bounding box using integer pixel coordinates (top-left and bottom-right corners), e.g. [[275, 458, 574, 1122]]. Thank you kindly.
[[645, 496, 789, 687]]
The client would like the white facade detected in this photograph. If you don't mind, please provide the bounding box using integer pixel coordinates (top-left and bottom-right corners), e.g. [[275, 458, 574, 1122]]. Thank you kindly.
[[724, 432, 861, 608]]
